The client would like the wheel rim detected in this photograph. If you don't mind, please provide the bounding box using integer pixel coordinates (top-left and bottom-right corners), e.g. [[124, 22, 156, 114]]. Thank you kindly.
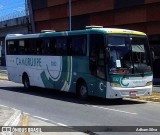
[[80, 85, 87, 96]]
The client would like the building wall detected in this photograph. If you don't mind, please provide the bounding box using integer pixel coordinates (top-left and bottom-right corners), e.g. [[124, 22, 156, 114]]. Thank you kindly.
[[30, 0, 160, 34], [30, 0, 160, 78]]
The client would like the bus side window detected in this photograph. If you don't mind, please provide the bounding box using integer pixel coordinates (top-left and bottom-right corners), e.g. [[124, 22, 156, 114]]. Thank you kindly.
[[70, 36, 87, 56], [29, 39, 37, 55], [48, 38, 56, 55], [56, 37, 68, 56], [36, 38, 43, 55], [7, 40, 18, 55], [42, 38, 56, 55], [18, 40, 25, 55], [7, 41, 14, 55], [24, 39, 31, 55], [40, 38, 48, 55], [42, 38, 49, 55]]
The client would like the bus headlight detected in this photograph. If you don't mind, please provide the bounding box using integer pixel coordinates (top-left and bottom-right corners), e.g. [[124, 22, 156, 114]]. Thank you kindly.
[[111, 83, 121, 87], [146, 81, 152, 86]]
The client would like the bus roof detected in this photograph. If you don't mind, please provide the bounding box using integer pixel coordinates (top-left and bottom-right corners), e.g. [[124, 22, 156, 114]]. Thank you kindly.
[[97, 28, 146, 36], [6, 27, 146, 40]]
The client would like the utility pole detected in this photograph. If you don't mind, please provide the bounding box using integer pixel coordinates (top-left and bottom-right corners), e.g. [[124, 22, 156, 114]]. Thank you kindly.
[[69, 0, 72, 31], [26, 0, 35, 33]]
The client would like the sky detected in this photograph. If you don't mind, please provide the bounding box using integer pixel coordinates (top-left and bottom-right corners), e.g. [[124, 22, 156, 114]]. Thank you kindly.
[[0, 0, 25, 21]]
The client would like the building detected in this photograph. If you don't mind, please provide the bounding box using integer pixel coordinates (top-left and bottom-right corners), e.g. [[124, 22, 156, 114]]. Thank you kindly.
[[29, 0, 160, 32], [29, 0, 160, 78], [0, 16, 31, 66]]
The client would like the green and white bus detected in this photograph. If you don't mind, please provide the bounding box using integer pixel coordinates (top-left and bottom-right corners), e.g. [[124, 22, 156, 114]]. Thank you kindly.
[[5, 26, 153, 99]]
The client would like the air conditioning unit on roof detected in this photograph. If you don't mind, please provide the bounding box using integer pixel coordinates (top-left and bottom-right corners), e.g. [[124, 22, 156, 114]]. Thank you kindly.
[[41, 30, 56, 33], [85, 25, 103, 29]]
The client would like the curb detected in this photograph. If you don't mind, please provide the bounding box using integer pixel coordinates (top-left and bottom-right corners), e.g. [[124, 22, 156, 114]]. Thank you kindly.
[[125, 98, 160, 104]]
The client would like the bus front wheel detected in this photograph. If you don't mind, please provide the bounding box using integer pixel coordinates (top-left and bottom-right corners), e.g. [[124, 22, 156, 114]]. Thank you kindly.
[[77, 81, 88, 100], [23, 74, 30, 90]]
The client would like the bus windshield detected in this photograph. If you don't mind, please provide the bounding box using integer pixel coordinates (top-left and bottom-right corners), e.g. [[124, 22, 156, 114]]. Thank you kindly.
[[107, 35, 152, 74]]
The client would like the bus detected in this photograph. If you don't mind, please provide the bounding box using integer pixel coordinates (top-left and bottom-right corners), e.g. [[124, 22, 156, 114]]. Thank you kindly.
[[5, 26, 153, 99]]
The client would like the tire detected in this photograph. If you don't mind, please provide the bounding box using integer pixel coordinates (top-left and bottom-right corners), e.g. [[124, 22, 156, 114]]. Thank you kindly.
[[23, 75, 30, 90], [77, 81, 88, 100], [114, 98, 123, 102]]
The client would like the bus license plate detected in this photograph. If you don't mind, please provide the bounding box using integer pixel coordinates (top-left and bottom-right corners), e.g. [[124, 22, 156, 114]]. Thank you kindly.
[[129, 91, 137, 97]]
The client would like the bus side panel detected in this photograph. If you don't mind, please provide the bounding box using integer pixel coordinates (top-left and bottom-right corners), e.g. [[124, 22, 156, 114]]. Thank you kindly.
[[70, 56, 106, 98], [24, 68, 36, 87], [7, 66, 21, 83], [6, 55, 38, 85], [6, 55, 21, 83], [39, 56, 68, 90]]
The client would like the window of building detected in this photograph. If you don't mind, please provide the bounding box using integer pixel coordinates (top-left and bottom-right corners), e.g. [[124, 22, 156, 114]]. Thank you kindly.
[[114, 0, 144, 9]]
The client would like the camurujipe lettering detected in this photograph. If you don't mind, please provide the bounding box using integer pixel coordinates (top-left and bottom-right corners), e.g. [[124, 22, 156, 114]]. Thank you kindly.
[[16, 57, 42, 67]]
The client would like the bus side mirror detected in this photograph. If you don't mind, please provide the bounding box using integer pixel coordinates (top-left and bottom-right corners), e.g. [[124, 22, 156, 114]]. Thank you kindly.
[[106, 48, 110, 64], [150, 47, 155, 62]]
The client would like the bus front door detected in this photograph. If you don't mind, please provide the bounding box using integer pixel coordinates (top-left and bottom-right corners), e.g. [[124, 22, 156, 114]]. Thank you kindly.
[[89, 48, 106, 98], [96, 48, 106, 98]]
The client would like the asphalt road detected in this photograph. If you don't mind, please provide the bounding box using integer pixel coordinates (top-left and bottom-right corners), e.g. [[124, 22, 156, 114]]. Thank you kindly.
[[0, 80, 160, 135]]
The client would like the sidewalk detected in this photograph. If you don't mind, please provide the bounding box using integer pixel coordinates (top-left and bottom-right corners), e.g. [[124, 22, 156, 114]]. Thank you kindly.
[[0, 105, 87, 135], [0, 73, 8, 80], [0, 67, 8, 80]]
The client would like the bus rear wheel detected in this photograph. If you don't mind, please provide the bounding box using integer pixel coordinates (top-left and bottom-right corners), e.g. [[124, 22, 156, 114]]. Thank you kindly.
[[77, 81, 88, 100], [23, 74, 30, 90]]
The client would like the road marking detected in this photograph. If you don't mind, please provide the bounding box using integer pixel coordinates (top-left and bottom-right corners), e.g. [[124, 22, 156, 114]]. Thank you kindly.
[[32, 115, 69, 127], [91, 105, 137, 115], [33, 115, 49, 121], [22, 114, 29, 126], [4, 110, 21, 126], [0, 104, 8, 108], [22, 114, 30, 135], [57, 123, 68, 127]]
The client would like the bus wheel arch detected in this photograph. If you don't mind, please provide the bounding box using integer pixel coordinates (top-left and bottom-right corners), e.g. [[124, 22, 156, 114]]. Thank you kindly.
[[22, 72, 30, 90], [76, 78, 88, 100]]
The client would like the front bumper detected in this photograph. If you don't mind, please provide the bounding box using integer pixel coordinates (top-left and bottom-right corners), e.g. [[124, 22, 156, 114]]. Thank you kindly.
[[106, 84, 152, 99]]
